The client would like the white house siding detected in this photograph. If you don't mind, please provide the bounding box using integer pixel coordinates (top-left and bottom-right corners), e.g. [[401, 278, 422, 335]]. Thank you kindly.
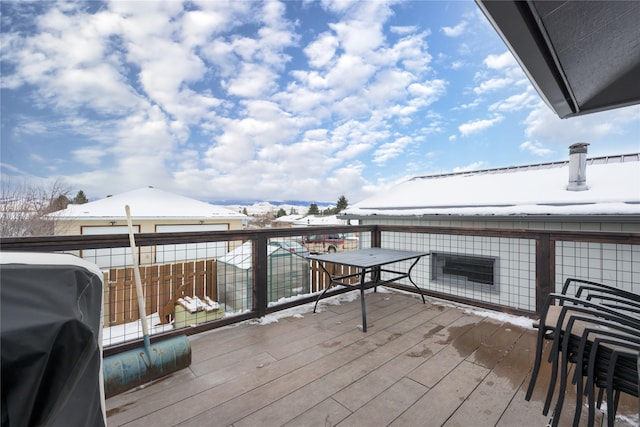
[[77, 222, 232, 268], [358, 217, 640, 233], [82, 225, 135, 269], [356, 217, 639, 313], [155, 224, 228, 263]]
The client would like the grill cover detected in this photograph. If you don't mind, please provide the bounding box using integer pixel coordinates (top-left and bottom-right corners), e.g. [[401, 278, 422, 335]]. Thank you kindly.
[[1, 252, 106, 427]]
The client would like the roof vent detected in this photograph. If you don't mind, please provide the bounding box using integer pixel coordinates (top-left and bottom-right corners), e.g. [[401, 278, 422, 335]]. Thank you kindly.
[[567, 142, 589, 191]]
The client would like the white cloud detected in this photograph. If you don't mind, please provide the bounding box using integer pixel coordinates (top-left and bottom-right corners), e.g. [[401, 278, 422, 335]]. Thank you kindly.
[[305, 32, 339, 68], [452, 161, 485, 172], [520, 141, 553, 156], [373, 136, 413, 164], [366, 69, 415, 107], [483, 51, 516, 69], [326, 54, 377, 95], [407, 79, 447, 105], [458, 115, 504, 136], [387, 32, 432, 73], [524, 103, 640, 148], [226, 62, 280, 98], [441, 21, 467, 37], [4, 1, 636, 205], [458, 98, 483, 110], [489, 88, 539, 112], [473, 77, 512, 95], [329, 19, 384, 56], [390, 25, 418, 35], [6, 6, 141, 115], [0, 1, 437, 203], [72, 147, 108, 166]]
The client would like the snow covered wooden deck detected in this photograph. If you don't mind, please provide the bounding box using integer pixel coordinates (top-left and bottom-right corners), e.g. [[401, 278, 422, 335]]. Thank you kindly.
[[105, 291, 638, 427]]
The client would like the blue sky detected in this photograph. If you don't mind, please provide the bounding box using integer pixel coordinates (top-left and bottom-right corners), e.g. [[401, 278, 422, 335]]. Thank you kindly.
[[1, 0, 638, 205]]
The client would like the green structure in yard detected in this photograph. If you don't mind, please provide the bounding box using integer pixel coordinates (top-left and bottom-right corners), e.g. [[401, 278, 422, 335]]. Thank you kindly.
[[216, 241, 310, 312]]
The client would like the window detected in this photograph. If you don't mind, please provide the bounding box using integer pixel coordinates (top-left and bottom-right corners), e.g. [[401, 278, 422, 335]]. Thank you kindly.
[[431, 252, 498, 292]]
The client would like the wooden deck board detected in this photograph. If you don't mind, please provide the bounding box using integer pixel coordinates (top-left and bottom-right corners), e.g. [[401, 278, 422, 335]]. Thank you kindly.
[[106, 291, 638, 427]]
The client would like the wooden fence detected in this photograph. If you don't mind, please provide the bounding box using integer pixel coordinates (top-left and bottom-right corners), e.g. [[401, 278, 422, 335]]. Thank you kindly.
[[103, 259, 216, 327], [309, 260, 360, 293], [103, 258, 359, 327]]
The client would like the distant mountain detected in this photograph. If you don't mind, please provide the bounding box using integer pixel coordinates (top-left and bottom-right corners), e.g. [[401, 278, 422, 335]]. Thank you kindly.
[[218, 200, 334, 216], [211, 199, 333, 207]]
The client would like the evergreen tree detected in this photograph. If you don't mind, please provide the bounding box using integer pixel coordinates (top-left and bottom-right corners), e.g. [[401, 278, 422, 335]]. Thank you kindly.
[[276, 208, 287, 218], [336, 195, 348, 212], [308, 203, 319, 215], [73, 190, 88, 204]]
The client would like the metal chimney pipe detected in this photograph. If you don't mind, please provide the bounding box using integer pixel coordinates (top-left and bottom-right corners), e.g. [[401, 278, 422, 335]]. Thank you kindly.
[[567, 142, 589, 191]]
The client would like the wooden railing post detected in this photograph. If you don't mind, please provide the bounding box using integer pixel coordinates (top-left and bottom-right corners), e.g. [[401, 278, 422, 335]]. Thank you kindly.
[[535, 233, 554, 315], [372, 225, 382, 248], [206, 259, 216, 300], [253, 236, 268, 318]]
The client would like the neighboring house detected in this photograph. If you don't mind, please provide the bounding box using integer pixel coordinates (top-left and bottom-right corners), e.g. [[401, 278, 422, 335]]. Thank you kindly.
[[49, 187, 247, 268], [272, 214, 305, 228], [342, 146, 640, 313], [344, 147, 640, 231], [274, 214, 348, 228]]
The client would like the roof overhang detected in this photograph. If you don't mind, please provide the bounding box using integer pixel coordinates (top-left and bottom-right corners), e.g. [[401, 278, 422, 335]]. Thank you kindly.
[[341, 213, 640, 224], [476, 1, 640, 118]]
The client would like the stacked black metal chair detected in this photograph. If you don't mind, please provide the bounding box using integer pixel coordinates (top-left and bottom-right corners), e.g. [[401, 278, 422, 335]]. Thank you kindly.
[[525, 278, 640, 426]]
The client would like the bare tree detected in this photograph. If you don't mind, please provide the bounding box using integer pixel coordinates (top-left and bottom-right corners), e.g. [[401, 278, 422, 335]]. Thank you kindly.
[[1, 177, 71, 237]]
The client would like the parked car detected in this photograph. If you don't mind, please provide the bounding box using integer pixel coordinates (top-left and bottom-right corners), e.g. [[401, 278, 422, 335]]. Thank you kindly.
[[269, 240, 310, 258], [300, 234, 358, 254]]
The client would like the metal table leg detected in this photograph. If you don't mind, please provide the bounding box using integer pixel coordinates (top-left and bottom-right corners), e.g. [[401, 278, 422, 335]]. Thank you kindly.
[[360, 268, 368, 332]]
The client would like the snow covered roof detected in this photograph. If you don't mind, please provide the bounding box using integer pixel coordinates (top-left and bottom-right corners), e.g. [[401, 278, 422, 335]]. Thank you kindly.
[[302, 215, 348, 226], [345, 154, 640, 217], [49, 187, 246, 220], [273, 214, 306, 224], [217, 241, 284, 269], [274, 214, 348, 227]]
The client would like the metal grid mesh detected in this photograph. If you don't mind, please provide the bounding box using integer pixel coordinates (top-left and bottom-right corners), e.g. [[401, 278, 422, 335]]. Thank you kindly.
[[556, 241, 640, 295], [46, 227, 638, 348], [82, 239, 245, 348], [378, 231, 536, 312], [76, 231, 372, 348]]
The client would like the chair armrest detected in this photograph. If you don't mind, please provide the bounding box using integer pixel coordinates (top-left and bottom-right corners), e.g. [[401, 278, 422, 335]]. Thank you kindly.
[[538, 293, 640, 334], [563, 278, 639, 303]]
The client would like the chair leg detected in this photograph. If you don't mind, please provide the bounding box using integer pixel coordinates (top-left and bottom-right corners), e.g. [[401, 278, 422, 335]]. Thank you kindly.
[[586, 344, 601, 427], [606, 387, 617, 427], [526, 328, 548, 401], [543, 335, 564, 415], [572, 335, 594, 427], [606, 352, 623, 427], [597, 387, 604, 409], [551, 334, 575, 427]]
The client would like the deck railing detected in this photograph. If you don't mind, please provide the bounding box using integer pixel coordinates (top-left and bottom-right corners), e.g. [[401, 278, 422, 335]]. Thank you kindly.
[[2, 224, 638, 356]]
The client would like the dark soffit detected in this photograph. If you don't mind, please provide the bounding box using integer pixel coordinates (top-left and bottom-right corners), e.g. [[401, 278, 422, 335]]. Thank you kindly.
[[476, 1, 640, 118]]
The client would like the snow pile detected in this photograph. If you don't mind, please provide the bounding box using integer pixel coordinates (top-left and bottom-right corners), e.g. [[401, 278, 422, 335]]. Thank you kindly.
[[176, 296, 220, 313], [256, 287, 534, 329]]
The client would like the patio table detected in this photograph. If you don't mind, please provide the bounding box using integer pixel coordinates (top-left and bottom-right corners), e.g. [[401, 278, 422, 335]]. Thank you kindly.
[[309, 248, 428, 332]]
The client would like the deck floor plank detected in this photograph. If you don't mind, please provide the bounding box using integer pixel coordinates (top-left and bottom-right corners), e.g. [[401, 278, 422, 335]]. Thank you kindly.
[[105, 291, 637, 427]]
